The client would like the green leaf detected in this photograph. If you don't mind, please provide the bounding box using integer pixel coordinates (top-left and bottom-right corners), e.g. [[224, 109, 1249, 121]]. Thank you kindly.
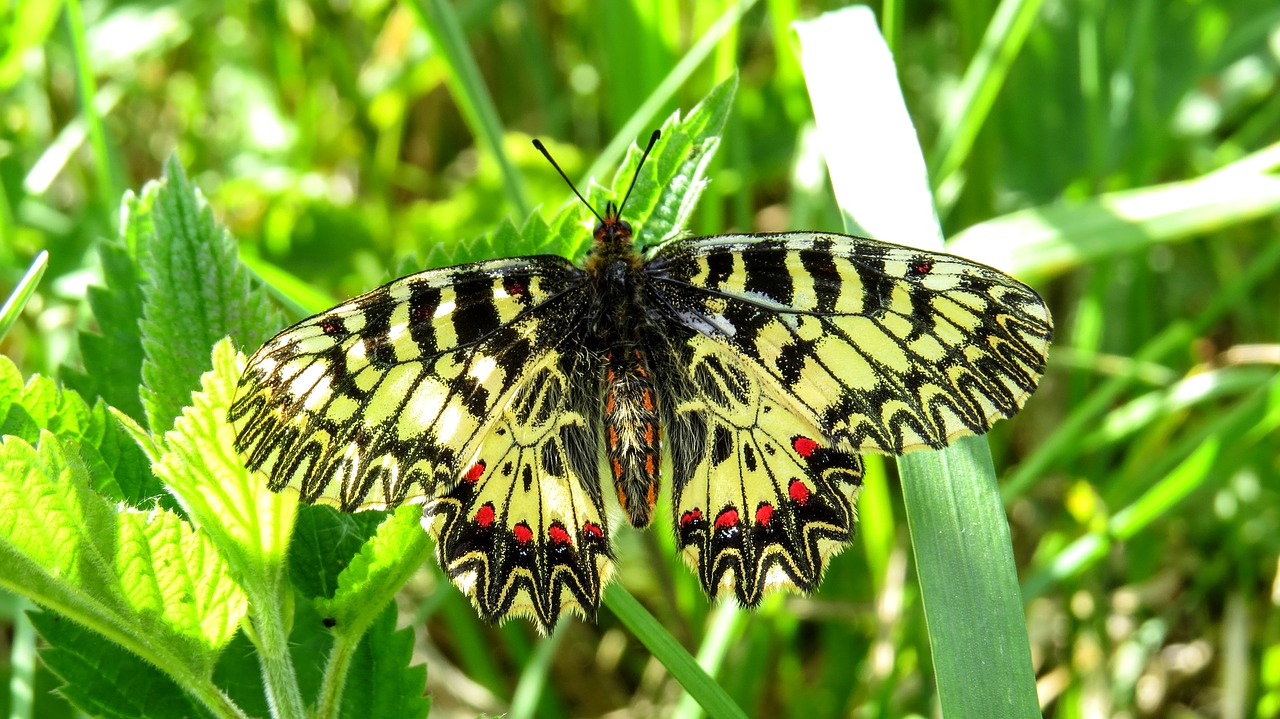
[[0, 250, 48, 342], [63, 191, 152, 423], [552, 74, 736, 260], [314, 505, 432, 631], [288, 506, 388, 600], [150, 339, 305, 717], [138, 157, 283, 433], [0, 432, 248, 717], [29, 610, 215, 719], [0, 355, 166, 507], [153, 339, 296, 578], [796, 7, 1042, 718], [338, 603, 430, 719], [0, 356, 39, 442]]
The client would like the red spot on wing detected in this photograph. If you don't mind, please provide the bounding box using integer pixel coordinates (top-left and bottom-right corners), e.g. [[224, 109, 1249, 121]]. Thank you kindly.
[[755, 503, 774, 525], [509, 282, 526, 295], [464, 461, 486, 482], [474, 503, 495, 527], [789, 480, 811, 505], [583, 521, 604, 539], [793, 436, 819, 458], [320, 320, 340, 335], [680, 509, 702, 527], [548, 523, 572, 545], [513, 523, 533, 544], [912, 260, 934, 276], [714, 508, 739, 529]]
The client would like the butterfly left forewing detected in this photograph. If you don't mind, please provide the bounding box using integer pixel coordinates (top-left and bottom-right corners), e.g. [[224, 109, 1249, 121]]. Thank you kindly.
[[230, 255, 582, 511]]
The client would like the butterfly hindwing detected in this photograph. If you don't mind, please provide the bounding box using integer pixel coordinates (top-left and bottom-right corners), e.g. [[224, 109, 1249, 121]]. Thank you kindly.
[[647, 232, 1053, 456], [423, 348, 612, 632], [660, 333, 864, 604]]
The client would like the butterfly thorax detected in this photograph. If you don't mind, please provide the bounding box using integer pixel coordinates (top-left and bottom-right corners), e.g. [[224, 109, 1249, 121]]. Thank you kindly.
[[581, 202, 664, 527]]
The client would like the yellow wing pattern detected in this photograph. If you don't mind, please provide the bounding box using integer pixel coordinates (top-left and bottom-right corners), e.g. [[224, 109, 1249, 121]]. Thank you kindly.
[[648, 232, 1052, 454], [230, 255, 616, 631], [660, 334, 864, 604], [646, 232, 1051, 602]]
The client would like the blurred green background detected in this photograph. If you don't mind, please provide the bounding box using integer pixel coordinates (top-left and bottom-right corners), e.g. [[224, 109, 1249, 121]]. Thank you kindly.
[[2, 0, 1279, 717]]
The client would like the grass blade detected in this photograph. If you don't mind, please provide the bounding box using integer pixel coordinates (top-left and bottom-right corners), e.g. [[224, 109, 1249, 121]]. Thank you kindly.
[[796, 8, 1042, 716], [0, 251, 48, 342], [408, 0, 531, 216], [604, 585, 749, 719]]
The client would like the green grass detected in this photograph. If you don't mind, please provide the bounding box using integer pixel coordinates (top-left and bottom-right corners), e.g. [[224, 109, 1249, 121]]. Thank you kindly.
[[2, 1, 1279, 717]]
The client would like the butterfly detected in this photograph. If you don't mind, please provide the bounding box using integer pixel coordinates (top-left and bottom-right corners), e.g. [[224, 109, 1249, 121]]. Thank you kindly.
[[229, 130, 1053, 633]]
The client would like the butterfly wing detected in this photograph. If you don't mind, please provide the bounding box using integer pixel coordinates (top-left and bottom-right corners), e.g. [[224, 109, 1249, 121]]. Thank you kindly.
[[654, 331, 865, 604], [230, 256, 612, 627], [423, 346, 612, 632], [649, 232, 1053, 453], [646, 231, 1051, 601]]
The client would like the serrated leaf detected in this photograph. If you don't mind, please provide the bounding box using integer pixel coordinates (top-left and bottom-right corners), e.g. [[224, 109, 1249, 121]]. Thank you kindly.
[[288, 505, 388, 600], [64, 210, 150, 423], [138, 157, 283, 433], [0, 432, 247, 687], [554, 74, 736, 259], [29, 610, 215, 719], [153, 339, 296, 580], [149, 340, 309, 717], [314, 504, 431, 633], [0, 355, 166, 508], [338, 603, 430, 719]]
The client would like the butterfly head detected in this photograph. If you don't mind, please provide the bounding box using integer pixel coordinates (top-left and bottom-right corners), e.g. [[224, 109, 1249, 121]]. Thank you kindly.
[[593, 200, 634, 246], [534, 130, 659, 252]]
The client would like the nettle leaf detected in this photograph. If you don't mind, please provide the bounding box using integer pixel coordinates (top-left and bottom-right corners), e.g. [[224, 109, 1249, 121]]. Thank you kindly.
[[29, 610, 215, 719], [63, 191, 152, 424], [0, 431, 247, 684], [138, 157, 282, 434], [0, 355, 165, 508], [0, 357, 39, 441], [151, 339, 296, 583], [553, 73, 736, 260], [338, 603, 430, 719], [288, 506, 388, 600], [314, 504, 431, 632]]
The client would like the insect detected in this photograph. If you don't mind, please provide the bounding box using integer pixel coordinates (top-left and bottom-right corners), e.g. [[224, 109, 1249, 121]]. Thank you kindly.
[[229, 130, 1053, 633]]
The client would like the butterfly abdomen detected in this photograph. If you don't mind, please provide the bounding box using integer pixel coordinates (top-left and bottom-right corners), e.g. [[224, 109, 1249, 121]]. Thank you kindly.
[[603, 347, 662, 528]]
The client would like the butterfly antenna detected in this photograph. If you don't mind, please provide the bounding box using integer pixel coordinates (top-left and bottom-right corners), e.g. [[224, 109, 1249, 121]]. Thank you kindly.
[[617, 130, 661, 217], [532, 138, 606, 226]]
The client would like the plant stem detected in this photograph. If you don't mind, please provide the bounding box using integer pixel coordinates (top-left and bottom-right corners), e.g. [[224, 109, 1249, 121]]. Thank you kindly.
[[247, 578, 307, 719]]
